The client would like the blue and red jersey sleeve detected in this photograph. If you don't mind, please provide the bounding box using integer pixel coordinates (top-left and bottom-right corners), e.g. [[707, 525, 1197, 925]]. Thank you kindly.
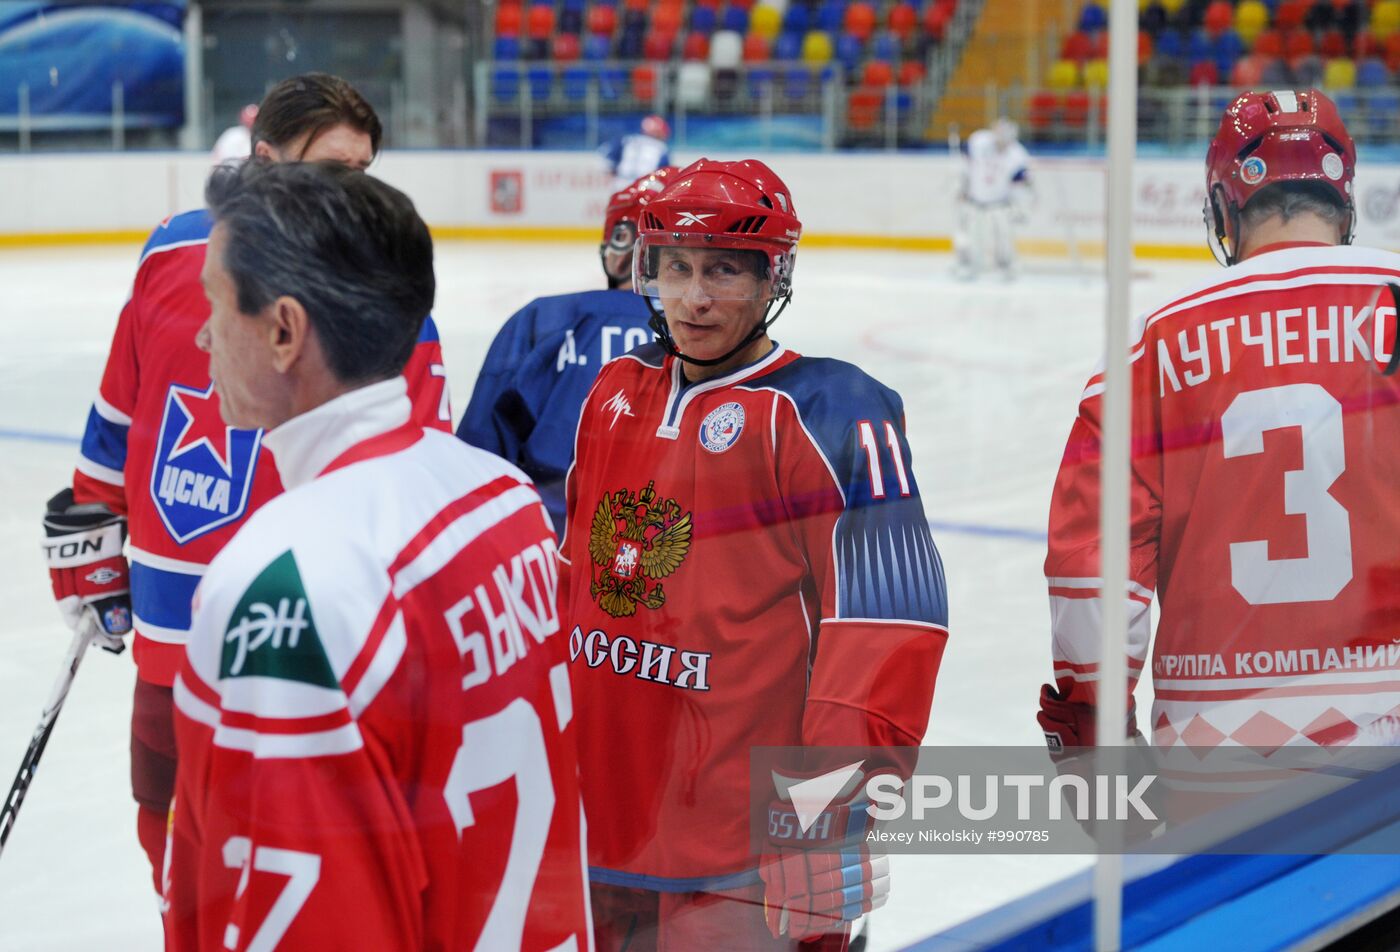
[[404, 316, 452, 432]]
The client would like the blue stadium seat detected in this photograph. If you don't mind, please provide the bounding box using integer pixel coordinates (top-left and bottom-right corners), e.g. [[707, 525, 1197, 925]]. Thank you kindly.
[[618, 25, 645, 58], [560, 7, 584, 32], [1154, 28, 1182, 60], [563, 67, 591, 100], [494, 35, 522, 60], [871, 30, 898, 62], [1368, 92, 1399, 136], [817, 0, 845, 33], [835, 32, 863, 72], [691, 5, 718, 34], [783, 66, 811, 100], [782, 4, 810, 34], [583, 33, 611, 59], [492, 67, 520, 101], [599, 65, 628, 99], [622, 9, 647, 30], [527, 66, 552, 101], [774, 31, 803, 60], [1358, 58, 1390, 87], [722, 5, 749, 32], [1213, 29, 1243, 75], [748, 66, 776, 99], [1187, 28, 1212, 65], [1078, 2, 1106, 32]]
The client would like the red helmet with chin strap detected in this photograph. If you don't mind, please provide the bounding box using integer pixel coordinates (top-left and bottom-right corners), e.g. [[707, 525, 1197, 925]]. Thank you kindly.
[[1204, 89, 1356, 265], [600, 166, 676, 286], [633, 158, 803, 366]]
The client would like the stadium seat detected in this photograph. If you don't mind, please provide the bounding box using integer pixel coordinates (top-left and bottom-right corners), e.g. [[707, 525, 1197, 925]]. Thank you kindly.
[[652, 3, 682, 34], [1324, 56, 1358, 87], [692, 6, 718, 33], [802, 30, 834, 63], [1079, 2, 1107, 32], [694, 0, 721, 9], [1084, 57, 1109, 86], [710, 28, 744, 66], [835, 31, 863, 71], [1260, 55, 1290, 84], [783, 3, 810, 34], [863, 59, 894, 85], [1189, 59, 1219, 84], [598, 65, 628, 99], [923, 1, 952, 41], [1354, 31, 1377, 59], [1286, 30, 1315, 61], [1063, 90, 1090, 127], [526, 67, 552, 101], [560, 5, 584, 34], [723, 5, 750, 32], [491, 67, 520, 101], [750, 3, 781, 38], [1214, 29, 1244, 73], [1061, 30, 1093, 61], [617, 24, 645, 57], [844, 1, 877, 41], [1139, 30, 1154, 64], [774, 29, 803, 58], [871, 30, 898, 61], [817, 0, 844, 33], [1357, 56, 1391, 85], [586, 4, 617, 34], [1367, 91, 1400, 136], [1028, 91, 1059, 135], [1275, 0, 1306, 31], [562, 66, 591, 99], [632, 64, 657, 99], [677, 61, 712, 103], [524, 36, 549, 60], [1047, 58, 1080, 88], [1154, 28, 1184, 58], [496, 3, 524, 36], [622, 8, 647, 30], [1187, 28, 1212, 63], [1158, 0, 1185, 14], [1234, 0, 1269, 43], [553, 32, 582, 60], [748, 65, 776, 99], [494, 35, 523, 59], [783, 66, 811, 100], [683, 32, 711, 59], [742, 31, 770, 60], [847, 88, 882, 131], [583, 33, 611, 58], [643, 30, 675, 59], [888, 3, 918, 41], [624, 0, 647, 11], [1203, 0, 1232, 33], [1321, 29, 1347, 58], [1253, 28, 1283, 57], [1231, 53, 1265, 84], [898, 59, 925, 84], [527, 4, 555, 37]]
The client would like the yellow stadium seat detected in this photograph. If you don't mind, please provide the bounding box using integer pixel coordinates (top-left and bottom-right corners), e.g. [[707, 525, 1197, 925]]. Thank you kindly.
[[801, 30, 833, 64], [749, 4, 782, 39], [1159, 0, 1186, 14], [1235, 0, 1269, 45], [1083, 57, 1109, 88], [1048, 58, 1080, 88], [1373, 0, 1400, 41], [1324, 57, 1357, 89]]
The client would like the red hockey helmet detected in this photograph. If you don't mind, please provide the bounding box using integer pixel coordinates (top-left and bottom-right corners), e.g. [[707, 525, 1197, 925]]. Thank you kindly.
[[641, 114, 670, 141], [1204, 89, 1355, 265], [600, 166, 676, 286], [633, 158, 802, 365]]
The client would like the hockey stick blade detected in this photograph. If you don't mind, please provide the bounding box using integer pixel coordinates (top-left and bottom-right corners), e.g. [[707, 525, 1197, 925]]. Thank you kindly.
[[0, 629, 94, 857]]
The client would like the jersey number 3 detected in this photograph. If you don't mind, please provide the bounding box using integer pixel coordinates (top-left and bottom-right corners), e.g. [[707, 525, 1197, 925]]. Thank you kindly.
[[1222, 383, 1353, 605]]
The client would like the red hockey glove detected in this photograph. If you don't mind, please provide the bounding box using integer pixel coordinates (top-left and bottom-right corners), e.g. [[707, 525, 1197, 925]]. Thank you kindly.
[[43, 488, 131, 654], [1037, 683, 1139, 754], [760, 768, 889, 944]]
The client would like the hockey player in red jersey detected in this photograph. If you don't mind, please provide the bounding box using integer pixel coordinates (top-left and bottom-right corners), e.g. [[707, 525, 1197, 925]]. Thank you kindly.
[[166, 159, 589, 951], [1041, 90, 1400, 756], [559, 158, 949, 949], [459, 166, 675, 531], [40, 73, 451, 902]]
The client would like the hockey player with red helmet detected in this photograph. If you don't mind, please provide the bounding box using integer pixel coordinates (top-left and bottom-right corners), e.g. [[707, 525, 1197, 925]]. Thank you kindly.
[[559, 158, 949, 948], [459, 167, 674, 531], [602, 114, 672, 189], [1041, 90, 1400, 759]]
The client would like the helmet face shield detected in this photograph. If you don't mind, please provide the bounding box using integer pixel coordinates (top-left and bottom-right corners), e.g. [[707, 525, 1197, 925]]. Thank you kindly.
[[633, 234, 781, 309]]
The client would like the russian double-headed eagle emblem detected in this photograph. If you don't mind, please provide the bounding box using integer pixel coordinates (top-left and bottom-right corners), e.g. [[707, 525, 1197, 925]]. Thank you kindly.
[[588, 480, 692, 617]]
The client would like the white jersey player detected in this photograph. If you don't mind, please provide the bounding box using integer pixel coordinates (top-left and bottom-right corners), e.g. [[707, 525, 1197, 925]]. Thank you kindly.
[[602, 114, 672, 190], [953, 118, 1032, 280]]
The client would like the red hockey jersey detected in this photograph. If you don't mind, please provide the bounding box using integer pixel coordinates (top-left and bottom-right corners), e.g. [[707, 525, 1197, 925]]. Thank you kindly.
[[73, 210, 451, 686], [560, 342, 949, 890], [166, 380, 588, 951], [1046, 244, 1400, 750]]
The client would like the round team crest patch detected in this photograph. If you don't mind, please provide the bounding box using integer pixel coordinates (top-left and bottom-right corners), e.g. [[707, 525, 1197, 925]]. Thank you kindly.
[[1240, 156, 1268, 186], [699, 402, 745, 453], [1322, 152, 1344, 181]]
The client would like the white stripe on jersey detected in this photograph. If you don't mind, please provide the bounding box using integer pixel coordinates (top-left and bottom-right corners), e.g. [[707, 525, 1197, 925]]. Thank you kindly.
[[75, 455, 123, 487], [391, 483, 540, 598], [94, 393, 133, 426]]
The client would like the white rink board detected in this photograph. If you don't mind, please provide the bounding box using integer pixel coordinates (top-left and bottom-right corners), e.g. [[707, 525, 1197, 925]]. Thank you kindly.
[[0, 237, 1216, 950]]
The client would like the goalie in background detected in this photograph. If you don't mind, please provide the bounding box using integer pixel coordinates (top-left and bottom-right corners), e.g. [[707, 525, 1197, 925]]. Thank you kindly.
[[952, 118, 1032, 281]]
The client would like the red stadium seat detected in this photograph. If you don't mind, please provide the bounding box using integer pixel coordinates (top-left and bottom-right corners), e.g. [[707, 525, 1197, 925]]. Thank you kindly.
[[652, 3, 683, 34], [863, 59, 894, 84], [887, 3, 919, 41], [624, 0, 648, 12], [1028, 91, 1059, 131], [587, 5, 617, 35], [553, 32, 582, 60], [632, 64, 657, 98], [844, 2, 877, 41], [1190, 59, 1220, 84], [1139, 30, 1153, 64], [1253, 29, 1283, 57], [1231, 53, 1265, 85], [847, 88, 882, 130], [527, 4, 555, 38], [743, 32, 770, 60], [1275, 0, 1306, 31], [1355, 30, 1377, 58], [683, 32, 710, 59], [1061, 30, 1092, 61], [643, 30, 675, 59], [496, 3, 524, 35], [1063, 90, 1090, 127], [1387, 33, 1400, 71], [1321, 29, 1347, 57], [1089, 30, 1108, 58], [694, 0, 722, 9], [1204, 0, 1233, 33], [1285, 29, 1315, 60], [898, 60, 926, 84], [922, 1, 951, 39]]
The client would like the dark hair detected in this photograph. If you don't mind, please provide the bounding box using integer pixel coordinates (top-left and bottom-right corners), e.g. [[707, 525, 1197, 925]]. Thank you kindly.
[[206, 161, 434, 385], [1241, 181, 1347, 231], [251, 73, 383, 158]]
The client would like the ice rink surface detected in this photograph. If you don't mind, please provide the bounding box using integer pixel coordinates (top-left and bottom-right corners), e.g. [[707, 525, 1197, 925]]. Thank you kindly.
[[0, 239, 1217, 950]]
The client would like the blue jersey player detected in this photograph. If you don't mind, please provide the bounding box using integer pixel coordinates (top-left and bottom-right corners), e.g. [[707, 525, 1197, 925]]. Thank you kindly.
[[457, 167, 675, 530]]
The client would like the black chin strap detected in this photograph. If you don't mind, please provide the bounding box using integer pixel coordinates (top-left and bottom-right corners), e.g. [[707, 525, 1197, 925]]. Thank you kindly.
[[645, 295, 791, 368], [1384, 284, 1400, 376]]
